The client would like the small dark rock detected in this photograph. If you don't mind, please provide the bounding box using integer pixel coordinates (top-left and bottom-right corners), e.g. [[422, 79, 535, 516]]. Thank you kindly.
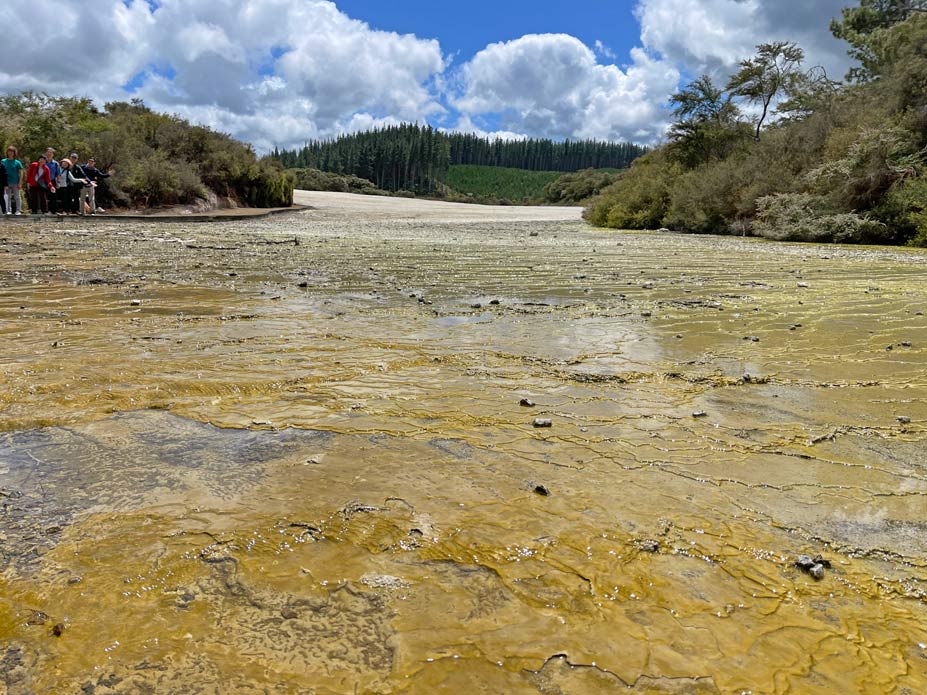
[[52, 623, 65, 637], [470, 303, 482, 309], [636, 539, 660, 553], [692, 411, 708, 418], [897, 416, 912, 424], [795, 555, 816, 570], [886, 344, 894, 351], [533, 485, 550, 497], [281, 607, 298, 620], [533, 418, 553, 428], [809, 564, 826, 580], [900, 341, 912, 348], [641, 311, 652, 318], [489, 299, 501, 306], [67, 577, 82, 585], [520, 398, 536, 408], [529, 231, 539, 237], [297, 281, 309, 288]]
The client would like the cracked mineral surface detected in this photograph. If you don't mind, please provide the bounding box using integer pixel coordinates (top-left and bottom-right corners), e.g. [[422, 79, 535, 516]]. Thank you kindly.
[[1, 191, 926, 693]]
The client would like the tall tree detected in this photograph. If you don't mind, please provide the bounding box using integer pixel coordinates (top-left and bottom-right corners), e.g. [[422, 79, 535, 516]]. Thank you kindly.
[[831, 0, 927, 81], [668, 75, 745, 167], [727, 42, 805, 140]]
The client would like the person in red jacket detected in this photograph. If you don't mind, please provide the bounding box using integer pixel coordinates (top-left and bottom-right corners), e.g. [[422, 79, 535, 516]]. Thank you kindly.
[[27, 155, 56, 215]]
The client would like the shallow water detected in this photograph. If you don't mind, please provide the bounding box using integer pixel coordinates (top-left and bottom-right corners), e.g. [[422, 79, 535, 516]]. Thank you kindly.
[[1, 200, 926, 693]]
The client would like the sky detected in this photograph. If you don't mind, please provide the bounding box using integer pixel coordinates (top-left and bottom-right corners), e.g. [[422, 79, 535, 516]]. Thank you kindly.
[[0, 0, 854, 151]]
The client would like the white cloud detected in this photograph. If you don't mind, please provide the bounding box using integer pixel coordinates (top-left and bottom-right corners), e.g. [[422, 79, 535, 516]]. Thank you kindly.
[[444, 116, 528, 142], [635, 0, 852, 79], [453, 34, 679, 143], [0, 0, 856, 150], [0, 0, 447, 150], [594, 40, 617, 61]]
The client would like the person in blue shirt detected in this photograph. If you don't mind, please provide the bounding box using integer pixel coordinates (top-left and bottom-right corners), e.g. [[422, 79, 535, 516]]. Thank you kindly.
[[43, 148, 62, 215], [2, 146, 25, 215]]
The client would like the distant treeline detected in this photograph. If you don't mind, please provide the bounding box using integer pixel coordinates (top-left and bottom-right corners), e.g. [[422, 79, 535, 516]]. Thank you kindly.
[[272, 124, 646, 193], [446, 133, 645, 171]]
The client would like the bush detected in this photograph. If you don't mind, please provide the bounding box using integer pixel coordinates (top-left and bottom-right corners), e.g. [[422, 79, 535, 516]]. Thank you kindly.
[[291, 167, 379, 194], [754, 193, 888, 243], [543, 168, 620, 205], [585, 151, 681, 229]]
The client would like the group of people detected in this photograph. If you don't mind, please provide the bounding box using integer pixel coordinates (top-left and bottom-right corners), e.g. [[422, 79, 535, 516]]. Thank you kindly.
[[2, 146, 111, 216]]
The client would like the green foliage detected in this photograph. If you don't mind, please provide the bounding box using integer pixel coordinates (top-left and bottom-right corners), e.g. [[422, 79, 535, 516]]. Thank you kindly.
[[667, 75, 750, 168], [584, 151, 681, 229], [0, 93, 292, 209], [831, 0, 927, 81], [292, 167, 381, 194], [727, 42, 805, 140], [754, 193, 888, 243], [444, 165, 561, 203], [543, 169, 620, 205], [586, 11, 927, 247], [880, 176, 927, 245]]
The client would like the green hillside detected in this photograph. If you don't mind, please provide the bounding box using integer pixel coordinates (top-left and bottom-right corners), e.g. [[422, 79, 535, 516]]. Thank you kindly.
[[445, 165, 562, 203]]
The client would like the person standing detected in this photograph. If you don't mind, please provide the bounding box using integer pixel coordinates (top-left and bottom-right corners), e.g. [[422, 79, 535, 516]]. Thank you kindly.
[[2, 146, 25, 215], [68, 153, 92, 215], [27, 155, 56, 214], [81, 157, 110, 214], [44, 148, 62, 215], [56, 159, 77, 214]]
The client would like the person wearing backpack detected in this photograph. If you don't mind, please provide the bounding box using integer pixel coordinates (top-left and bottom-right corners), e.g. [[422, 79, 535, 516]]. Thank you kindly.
[[2, 146, 25, 215]]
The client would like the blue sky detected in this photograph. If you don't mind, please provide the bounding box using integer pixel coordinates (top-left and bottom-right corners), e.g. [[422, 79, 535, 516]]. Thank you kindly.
[[335, 0, 643, 66], [0, 0, 852, 150]]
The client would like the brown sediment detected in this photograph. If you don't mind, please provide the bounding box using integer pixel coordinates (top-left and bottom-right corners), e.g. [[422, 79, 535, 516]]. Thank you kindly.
[[0, 191, 926, 693]]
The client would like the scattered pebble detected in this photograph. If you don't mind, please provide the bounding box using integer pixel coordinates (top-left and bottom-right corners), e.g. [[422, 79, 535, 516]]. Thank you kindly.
[[280, 607, 298, 620], [519, 398, 536, 408], [641, 311, 652, 318], [897, 416, 912, 424], [795, 554, 831, 580], [489, 299, 500, 306], [130, 299, 141, 306], [692, 411, 708, 418], [636, 539, 660, 553], [52, 623, 65, 637], [533, 484, 550, 497], [797, 282, 809, 288], [533, 418, 553, 428]]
